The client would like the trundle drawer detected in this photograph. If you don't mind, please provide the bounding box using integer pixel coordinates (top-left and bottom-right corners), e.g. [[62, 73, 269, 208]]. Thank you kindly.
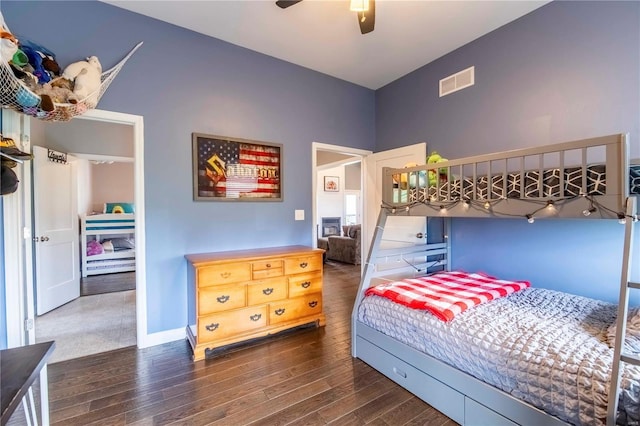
[[247, 277, 287, 305], [198, 263, 251, 287], [198, 284, 246, 315], [269, 293, 323, 325], [198, 306, 268, 343], [465, 397, 517, 426], [356, 336, 465, 425], [288, 272, 322, 297]]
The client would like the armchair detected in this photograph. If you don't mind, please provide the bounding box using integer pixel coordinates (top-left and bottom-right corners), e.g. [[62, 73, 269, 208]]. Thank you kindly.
[[327, 224, 361, 265]]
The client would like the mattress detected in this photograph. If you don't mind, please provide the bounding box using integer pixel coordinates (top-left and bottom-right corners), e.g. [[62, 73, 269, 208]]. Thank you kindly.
[[398, 164, 640, 203], [358, 287, 639, 425]]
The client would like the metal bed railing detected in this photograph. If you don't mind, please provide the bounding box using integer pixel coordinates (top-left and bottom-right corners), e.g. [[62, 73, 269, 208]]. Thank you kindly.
[[381, 134, 631, 221]]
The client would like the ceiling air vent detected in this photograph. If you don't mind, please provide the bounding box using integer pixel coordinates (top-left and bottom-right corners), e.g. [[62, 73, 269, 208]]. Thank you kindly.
[[439, 66, 475, 97]]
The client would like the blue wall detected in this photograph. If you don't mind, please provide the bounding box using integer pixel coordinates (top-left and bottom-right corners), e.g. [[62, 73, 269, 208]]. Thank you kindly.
[[376, 1, 640, 303], [1, 1, 375, 334]]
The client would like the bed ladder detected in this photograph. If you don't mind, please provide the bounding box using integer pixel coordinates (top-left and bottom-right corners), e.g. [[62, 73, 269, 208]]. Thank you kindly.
[[606, 196, 639, 426]]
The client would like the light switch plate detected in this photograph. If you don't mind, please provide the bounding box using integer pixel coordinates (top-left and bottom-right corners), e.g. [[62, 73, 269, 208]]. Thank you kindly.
[[295, 210, 304, 221]]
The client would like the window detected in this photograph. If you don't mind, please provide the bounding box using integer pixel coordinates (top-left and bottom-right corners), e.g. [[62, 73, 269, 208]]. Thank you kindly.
[[344, 192, 360, 225]]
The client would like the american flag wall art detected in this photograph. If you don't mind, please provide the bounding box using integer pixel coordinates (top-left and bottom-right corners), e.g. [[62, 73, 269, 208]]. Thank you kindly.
[[193, 133, 282, 201]]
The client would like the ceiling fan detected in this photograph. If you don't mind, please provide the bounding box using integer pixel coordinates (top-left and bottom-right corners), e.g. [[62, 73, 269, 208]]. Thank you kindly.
[[276, 0, 376, 35]]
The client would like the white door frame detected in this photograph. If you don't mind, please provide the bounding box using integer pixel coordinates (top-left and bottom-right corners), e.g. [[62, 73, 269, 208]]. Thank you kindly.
[[312, 142, 372, 266], [2, 108, 151, 349], [2, 110, 30, 348], [74, 109, 149, 348]]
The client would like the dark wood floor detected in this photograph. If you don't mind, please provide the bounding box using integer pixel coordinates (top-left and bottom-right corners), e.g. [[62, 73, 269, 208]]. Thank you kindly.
[[80, 271, 136, 296], [22, 261, 457, 425]]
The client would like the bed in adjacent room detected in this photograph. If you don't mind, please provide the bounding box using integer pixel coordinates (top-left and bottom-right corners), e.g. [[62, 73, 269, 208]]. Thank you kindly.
[[80, 203, 136, 277]]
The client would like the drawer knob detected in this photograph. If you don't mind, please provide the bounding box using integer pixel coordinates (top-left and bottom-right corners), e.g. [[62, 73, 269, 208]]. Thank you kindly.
[[220, 272, 231, 279], [205, 323, 219, 332], [266, 263, 271, 268], [301, 281, 311, 288], [216, 295, 230, 303], [262, 287, 274, 295], [250, 313, 262, 322], [275, 308, 285, 316], [299, 262, 308, 268], [308, 301, 318, 308]]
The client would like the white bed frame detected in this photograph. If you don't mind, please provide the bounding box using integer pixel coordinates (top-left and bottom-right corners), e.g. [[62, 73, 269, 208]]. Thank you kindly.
[[80, 213, 136, 277], [351, 134, 638, 425]]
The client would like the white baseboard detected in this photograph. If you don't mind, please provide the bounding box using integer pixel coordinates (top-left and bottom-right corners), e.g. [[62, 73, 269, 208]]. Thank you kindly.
[[138, 326, 185, 348]]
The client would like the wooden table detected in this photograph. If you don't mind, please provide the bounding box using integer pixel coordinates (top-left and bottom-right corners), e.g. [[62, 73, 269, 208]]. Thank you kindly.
[[1, 341, 56, 426]]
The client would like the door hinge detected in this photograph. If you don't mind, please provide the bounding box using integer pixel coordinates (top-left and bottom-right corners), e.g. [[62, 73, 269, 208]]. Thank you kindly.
[[25, 318, 34, 331]]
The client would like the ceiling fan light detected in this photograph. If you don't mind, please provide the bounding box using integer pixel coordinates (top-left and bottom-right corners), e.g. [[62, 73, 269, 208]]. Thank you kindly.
[[350, 0, 369, 12]]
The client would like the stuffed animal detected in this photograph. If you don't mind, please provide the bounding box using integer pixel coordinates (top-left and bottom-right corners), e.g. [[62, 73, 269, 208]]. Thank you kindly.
[[0, 29, 18, 62], [392, 162, 427, 190], [62, 56, 102, 107], [427, 151, 449, 186], [20, 45, 51, 84], [18, 74, 75, 111]]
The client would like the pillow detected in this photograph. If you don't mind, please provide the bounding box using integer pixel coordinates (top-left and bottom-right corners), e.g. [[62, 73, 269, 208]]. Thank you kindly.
[[607, 306, 640, 354], [342, 225, 351, 237], [102, 238, 135, 251], [348, 224, 361, 238], [104, 202, 134, 214]]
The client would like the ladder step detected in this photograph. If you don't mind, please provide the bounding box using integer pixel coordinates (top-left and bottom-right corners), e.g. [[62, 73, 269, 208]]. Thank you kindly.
[[621, 353, 640, 366], [628, 281, 640, 289]]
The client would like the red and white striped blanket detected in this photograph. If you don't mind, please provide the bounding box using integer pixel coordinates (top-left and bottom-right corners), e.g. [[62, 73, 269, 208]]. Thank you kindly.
[[364, 271, 530, 322]]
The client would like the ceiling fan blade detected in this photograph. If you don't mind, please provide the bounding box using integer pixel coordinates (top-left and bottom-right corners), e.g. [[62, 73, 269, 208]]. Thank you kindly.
[[276, 0, 303, 9], [357, 0, 375, 34]]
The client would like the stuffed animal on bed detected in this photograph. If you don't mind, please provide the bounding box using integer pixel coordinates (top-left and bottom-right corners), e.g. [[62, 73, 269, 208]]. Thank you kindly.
[[393, 162, 427, 190], [427, 151, 449, 186], [86, 239, 104, 256]]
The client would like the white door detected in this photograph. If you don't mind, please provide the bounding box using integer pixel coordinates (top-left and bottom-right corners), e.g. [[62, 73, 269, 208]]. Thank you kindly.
[[362, 143, 427, 264], [33, 146, 80, 315]]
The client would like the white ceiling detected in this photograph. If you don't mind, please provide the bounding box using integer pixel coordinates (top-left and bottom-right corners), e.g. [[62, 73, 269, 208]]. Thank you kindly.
[[102, 0, 549, 90]]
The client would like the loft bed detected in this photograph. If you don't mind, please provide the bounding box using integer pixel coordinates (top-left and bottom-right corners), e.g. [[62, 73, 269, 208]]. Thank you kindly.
[[80, 213, 136, 277], [351, 133, 639, 426]]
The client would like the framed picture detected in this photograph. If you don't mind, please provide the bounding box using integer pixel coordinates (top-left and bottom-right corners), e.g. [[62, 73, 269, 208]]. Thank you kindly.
[[324, 176, 339, 192], [193, 133, 282, 201]]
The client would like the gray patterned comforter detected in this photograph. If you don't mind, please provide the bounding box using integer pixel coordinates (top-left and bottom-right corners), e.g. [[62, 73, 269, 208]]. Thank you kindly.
[[358, 287, 639, 425]]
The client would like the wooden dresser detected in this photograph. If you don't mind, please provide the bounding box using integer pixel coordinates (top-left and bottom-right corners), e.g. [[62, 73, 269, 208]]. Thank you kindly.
[[185, 245, 325, 361]]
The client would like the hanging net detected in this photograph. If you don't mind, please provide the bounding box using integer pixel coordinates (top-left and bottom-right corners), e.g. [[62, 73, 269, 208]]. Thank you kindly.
[[0, 12, 142, 122]]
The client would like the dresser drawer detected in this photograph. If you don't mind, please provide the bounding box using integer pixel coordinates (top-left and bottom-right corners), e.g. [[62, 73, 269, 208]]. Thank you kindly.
[[198, 284, 246, 315], [198, 306, 268, 343], [284, 254, 322, 275], [288, 272, 322, 298], [269, 293, 322, 325], [252, 260, 283, 280], [198, 263, 251, 287], [247, 277, 287, 305]]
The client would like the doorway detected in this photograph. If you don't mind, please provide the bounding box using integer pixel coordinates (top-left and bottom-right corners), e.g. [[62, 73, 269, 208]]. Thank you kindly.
[[312, 143, 371, 267], [24, 110, 148, 362]]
